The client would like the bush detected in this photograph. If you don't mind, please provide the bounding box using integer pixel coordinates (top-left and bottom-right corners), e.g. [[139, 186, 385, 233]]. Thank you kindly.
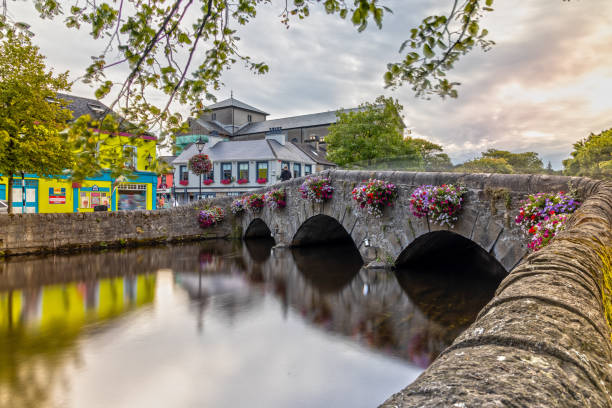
[[351, 179, 398, 218], [231, 198, 246, 215], [515, 191, 581, 251], [265, 188, 286, 210], [409, 184, 467, 227], [198, 206, 224, 228], [246, 193, 264, 211], [299, 176, 334, 203]]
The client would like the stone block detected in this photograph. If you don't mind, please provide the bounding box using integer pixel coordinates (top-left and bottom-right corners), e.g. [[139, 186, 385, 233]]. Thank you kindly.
[[471, 215, 504, 252]]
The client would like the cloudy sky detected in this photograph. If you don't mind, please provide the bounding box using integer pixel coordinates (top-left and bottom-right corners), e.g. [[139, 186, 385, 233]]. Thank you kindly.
[[7, 0, 612, 168]]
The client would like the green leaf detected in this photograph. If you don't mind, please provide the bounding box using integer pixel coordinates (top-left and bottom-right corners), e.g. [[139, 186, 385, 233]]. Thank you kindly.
[[423, 43, 434, 59]]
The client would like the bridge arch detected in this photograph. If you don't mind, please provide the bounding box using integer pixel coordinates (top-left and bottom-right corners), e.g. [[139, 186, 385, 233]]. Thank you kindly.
[[291, 214, 353, 247], [244, 218, 273, 239], [395, 230, 507, 279]]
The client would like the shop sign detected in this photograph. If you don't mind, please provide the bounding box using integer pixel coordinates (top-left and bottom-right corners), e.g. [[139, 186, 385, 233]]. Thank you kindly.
[[92, 185, 99, 191], [49, 187, 66, 204]]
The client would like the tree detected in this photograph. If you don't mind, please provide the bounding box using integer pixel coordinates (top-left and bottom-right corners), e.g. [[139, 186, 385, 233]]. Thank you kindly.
[[0, 31, 73, 213], [0, 0, 497, 140], [409, 138, 453, 170], [563, 128, 612, 180], [325, 96, 414, 167], [481, 149, 544, 174], [456, 157, 513, 174]]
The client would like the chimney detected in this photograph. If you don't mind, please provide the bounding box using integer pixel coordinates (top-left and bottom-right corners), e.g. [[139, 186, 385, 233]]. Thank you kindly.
[[265, 127, 286, 145]]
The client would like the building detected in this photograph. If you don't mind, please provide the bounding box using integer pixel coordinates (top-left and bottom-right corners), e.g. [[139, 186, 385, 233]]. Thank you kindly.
[[175, 96, 358, 153], [0, 94, 158, 213], [172, 131, 317, 202], [156, 156, 176, 208]]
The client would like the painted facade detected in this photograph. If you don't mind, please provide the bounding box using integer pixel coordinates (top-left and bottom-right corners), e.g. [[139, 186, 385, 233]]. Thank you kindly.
[[0, 94, 158, 213]]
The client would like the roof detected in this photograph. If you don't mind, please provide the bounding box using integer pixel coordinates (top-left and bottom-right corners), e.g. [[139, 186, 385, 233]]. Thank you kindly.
[[206, 97, 269, 116], [56, 93, 152, 136], [173, 139, 314, 164], [294, 143, 336, 166], [159, 156, 176, 165], [235, 107, 362, 136], [57, 93, 113, 122]]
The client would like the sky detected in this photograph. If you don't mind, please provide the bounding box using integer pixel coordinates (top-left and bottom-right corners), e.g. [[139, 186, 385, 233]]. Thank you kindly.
[[6, 0, 612, 168]]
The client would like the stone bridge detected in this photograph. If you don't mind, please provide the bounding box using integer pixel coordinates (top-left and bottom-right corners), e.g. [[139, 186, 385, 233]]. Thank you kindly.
[[240, 170, 593, 274]]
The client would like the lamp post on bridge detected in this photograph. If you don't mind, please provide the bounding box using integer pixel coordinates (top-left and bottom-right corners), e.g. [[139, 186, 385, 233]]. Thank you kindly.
[[195, 135, 206, 201]]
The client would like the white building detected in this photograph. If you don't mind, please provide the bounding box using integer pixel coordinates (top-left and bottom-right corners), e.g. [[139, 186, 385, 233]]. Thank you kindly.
[[172, 131, 317, 202]]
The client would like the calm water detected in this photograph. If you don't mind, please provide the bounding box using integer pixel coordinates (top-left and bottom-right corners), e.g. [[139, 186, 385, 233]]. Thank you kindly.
[[0, 240, 501, 408]]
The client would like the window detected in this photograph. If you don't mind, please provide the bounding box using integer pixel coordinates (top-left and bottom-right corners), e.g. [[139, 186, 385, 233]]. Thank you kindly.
[[212, 113, 217, 120], [123, 145, 137, 169], [180, 165, 188, 181], [238, 162, 249, 180], [247, 114, 252, 122], [221, 163, 232, 180], [304, 164, 312, 176], [256, 162, 268, 179], [291, 138, 298, 143], [293, 163, 301, 178], [205, 169, 214, 181], [161, 175, 167, 185], [227, 192, 242, 197]]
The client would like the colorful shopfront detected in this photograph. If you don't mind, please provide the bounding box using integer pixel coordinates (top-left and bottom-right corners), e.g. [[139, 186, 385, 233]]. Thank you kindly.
[[0, 171, 157, 213]]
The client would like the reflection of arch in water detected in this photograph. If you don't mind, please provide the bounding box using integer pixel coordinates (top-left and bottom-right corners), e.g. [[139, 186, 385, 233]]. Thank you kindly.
[[244, 218, 273, 239], [291, 214, 353, 247], [291, 243, 363, 294], [395, 231, 504, 328], [244, 238, 275, 263]]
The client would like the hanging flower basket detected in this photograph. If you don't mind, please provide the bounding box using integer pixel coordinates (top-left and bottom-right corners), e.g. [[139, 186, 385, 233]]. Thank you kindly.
[[221, 179, 232, 185], [237, 178, 248, 185], [515, 191, 580, 251], [265, 188, 286, 210], [198, 206, 225, 228], [256, 178, 268, 184], [179, 180, 188, 186], [203, 179, 214, 185], [351, 179, 398, 218], [299, 176, 334, 203], [409, 184, 467, 228], [231, 197, 247, 215], [246, 193, 265, 211], [188, 154, 212, 176]]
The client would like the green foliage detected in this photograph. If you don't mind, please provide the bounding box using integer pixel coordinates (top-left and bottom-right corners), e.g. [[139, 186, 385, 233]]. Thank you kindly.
[[457, 149, 546, 174], [481, 149, 544, 174], [326, 96, 416, 167], [384, 0, 495, 98], [410, 138, 454, 170], [456, 157, 514, 174], [0, 31, 73, 212], [563, 128, 612, 180]]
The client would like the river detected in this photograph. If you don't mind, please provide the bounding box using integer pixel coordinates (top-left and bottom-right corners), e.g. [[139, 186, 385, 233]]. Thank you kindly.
[[0, 240, 501, 408]]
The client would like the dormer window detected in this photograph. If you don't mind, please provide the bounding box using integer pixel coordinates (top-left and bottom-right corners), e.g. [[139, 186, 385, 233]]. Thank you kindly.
[[87, 103, 106, 115]]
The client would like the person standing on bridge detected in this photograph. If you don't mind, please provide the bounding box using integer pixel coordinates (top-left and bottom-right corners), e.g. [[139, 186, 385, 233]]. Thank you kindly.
[[280, 165, 292, 182]]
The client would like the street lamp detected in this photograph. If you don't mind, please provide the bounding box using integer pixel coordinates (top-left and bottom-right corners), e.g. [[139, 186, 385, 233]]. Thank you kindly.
[[195, 135, 206, 201]]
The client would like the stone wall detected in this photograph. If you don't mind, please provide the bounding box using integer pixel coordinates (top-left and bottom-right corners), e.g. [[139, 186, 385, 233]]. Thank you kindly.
[[0, 197, 236, 257], [381, 180, 612, 407]]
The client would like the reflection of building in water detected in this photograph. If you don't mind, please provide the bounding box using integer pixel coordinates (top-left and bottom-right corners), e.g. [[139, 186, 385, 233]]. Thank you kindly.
[[0, 274, 156, 408], [0, 275, 156, 332]]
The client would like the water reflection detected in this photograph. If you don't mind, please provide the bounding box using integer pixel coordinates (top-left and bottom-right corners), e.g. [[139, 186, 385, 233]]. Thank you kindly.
[[0, 240, 500, 408]]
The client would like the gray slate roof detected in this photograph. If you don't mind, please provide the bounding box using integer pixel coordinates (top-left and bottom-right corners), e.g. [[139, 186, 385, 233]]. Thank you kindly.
[[235, 107, 362, 135], [294, 143, 336, 166], [173, 139, 314, 164], [207, 98, 269, 115], [159, 156, 176, 165], [57, 93, 112, 122]]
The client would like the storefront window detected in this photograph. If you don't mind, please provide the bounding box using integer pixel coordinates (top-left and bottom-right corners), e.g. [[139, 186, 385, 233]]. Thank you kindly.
[[293, 163, 301, 178], [118, 184, 147, 211], [304, 164, 312, 176]]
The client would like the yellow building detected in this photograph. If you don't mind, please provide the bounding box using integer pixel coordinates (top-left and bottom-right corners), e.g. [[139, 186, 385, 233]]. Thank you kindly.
[[0, 94, 158, 213]]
